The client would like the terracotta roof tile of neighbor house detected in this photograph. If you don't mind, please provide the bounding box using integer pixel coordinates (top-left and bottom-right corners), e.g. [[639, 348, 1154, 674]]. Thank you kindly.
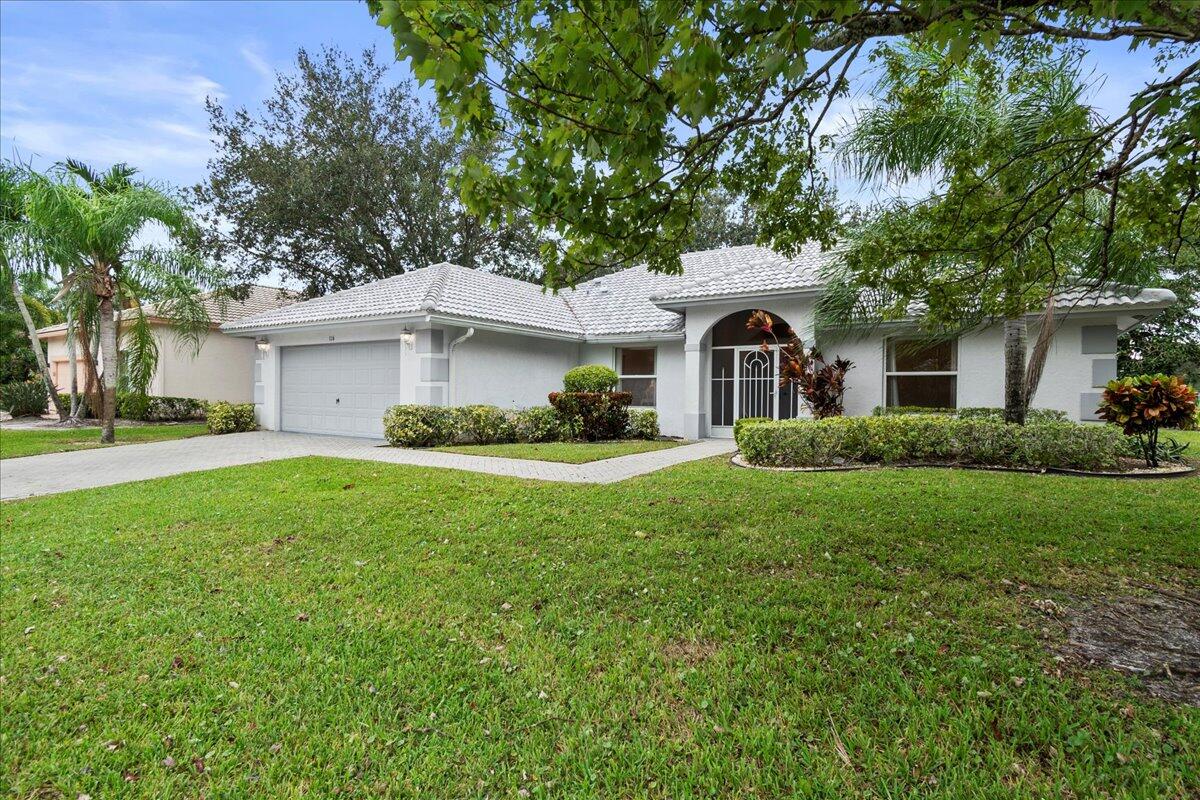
[[36, 284, 299, 335]]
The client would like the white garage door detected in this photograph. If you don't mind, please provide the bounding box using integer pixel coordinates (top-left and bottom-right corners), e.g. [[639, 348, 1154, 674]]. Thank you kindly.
[[280, 341, 402, 438]]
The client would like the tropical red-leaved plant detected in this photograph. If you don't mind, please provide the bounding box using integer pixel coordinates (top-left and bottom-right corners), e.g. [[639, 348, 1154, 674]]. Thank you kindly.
[[747, 310, 853, 419], [1096, 374, 1197, 467]]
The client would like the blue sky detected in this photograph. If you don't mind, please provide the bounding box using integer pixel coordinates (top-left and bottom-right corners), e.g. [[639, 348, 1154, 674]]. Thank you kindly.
[[0, 0, 1169, 200]]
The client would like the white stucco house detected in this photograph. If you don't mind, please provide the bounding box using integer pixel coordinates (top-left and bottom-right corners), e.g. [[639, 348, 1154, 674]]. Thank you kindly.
[[220, 244, 1176, 439], [38, 285, 298, 404]]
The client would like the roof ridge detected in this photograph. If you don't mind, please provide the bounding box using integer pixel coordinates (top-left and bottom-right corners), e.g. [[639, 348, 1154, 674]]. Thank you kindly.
[[420, 263, 454, 312]]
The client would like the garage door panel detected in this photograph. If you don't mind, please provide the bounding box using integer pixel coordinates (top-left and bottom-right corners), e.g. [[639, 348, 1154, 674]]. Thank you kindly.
[[280, 341, 402, 438]]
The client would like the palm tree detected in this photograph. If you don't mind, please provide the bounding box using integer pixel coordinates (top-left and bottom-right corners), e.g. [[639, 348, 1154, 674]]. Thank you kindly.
[[1, 162, 70, 420], [21, 160, 218, 442], [829, 45, 1157, 423]]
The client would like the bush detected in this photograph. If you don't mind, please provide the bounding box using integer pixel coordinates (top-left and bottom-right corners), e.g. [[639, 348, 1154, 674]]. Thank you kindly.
[[145, 396, 206, 421], [383, 404, 459, 447], [627, 408, 660, 439], [512, 406, 576, 443], [957, 406, 1069, 424], [206, 401, 256, 435], [549, 391, 632, 441], [0, 380, 48, 417], [872, 406, 956, 416], [459, 404, 516, 444], [1097, 374, 1198, 466], [733, 416, 772, 441], [117, 392, 152, 421], [736, 415, 1123, 472], [562, 364, 618, 393]]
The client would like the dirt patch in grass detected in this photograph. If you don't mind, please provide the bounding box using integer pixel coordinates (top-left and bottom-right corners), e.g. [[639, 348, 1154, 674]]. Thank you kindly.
[[662, 637, 719, 667], [1055, 590, 1199, 706]]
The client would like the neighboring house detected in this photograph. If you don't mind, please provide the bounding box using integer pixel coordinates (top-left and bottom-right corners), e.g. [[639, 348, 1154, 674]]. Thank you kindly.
[[221, 244, 1176, 439], [37, 285, 298, 404]]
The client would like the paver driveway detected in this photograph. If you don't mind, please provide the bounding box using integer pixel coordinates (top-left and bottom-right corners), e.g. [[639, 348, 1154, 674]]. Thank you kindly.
[[0, 432, 735, 500]]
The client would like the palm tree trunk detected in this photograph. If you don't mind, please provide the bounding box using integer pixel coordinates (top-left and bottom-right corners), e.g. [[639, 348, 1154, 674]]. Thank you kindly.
[[1023, 293, 1058, 412], [66, 308, 80, 417], [10, 273, 67, 420], [97, 291, 118, 443], [1003, 315, 1027, 424]]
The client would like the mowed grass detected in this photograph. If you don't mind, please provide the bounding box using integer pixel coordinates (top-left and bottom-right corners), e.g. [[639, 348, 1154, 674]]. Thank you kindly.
[[432, 439, 684, 463], [2, 458, 1197, 798], [0, 423, 208, 459]]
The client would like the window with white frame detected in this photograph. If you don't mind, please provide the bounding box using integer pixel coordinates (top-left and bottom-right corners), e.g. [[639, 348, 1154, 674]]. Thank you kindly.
[[885, 338, 958, 408], [618, 347, 656, 406]]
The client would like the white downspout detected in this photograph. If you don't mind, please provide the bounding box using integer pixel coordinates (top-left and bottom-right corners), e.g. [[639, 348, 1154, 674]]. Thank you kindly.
[[448, 327, 475, 406]]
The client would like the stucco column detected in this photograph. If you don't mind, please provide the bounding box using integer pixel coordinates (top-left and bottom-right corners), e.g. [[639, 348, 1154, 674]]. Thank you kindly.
[[683, 342, 706, 439]]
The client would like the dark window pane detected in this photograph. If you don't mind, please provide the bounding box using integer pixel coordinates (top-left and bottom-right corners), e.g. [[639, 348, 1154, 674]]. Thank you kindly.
[[620, 348, 655, 376], [620, 377, 656, 406], [711, 310, 794, 347], [886, 375, 957, 408], [710, 349, 734, 426], [888, 339, 956, 372]]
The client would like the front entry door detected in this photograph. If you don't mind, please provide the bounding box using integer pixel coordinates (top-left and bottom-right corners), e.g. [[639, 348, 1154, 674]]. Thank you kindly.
[[710, 346, 800, 436]]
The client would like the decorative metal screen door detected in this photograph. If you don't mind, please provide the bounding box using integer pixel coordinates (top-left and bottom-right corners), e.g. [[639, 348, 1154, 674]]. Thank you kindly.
[[738, 348, 776, 420]]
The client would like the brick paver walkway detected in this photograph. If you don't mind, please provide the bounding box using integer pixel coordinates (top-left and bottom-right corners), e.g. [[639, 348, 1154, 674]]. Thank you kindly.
[[1, 432, 736, 500]]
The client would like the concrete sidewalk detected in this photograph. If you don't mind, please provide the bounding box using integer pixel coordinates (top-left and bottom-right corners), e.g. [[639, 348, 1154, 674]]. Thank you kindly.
[[1, 432, 735, 500]]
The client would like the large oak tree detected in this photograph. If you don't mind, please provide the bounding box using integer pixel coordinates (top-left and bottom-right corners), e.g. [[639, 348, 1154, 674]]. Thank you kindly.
[[367, 1, 1199, 288], [194, 47, 546, 296]]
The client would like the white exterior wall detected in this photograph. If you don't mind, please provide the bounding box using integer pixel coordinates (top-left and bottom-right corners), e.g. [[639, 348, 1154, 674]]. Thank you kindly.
[[450, 327, 579, 408], [820, 313, 1124, 422]]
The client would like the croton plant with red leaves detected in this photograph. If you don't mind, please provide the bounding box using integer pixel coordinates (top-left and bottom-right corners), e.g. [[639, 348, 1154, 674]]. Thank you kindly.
[[747, 310, 853, 419], [1097, 374, 1197, 467]]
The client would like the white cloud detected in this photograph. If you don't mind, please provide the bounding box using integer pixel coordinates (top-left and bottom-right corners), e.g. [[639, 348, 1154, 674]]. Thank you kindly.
[[240, 42, 275, 83]]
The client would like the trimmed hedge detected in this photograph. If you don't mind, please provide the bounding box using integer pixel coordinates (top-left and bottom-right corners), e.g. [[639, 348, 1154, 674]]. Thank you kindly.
[[383, 405, 459, 447], [736, 415, 1123, 472], [628, 408, 660, 439], [513, 405, 577, 443], [459, 404, 517, 445], [59, 392, 208, 421], [562, 364, 619, 393], [1, 380, 48, 417], [549, 391, 632, 441], [871, 405, 1069, 424], [206, 402, 256, 435]]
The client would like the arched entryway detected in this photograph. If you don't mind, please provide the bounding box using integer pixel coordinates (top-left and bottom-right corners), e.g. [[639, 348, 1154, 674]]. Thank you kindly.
[[709, 310, 802, 434]]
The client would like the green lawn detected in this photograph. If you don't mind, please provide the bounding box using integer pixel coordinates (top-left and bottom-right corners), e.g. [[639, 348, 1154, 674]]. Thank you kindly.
[[3, 458, 1197, 797], [432, 438, 685, 463], [0, 423, 208, 459]]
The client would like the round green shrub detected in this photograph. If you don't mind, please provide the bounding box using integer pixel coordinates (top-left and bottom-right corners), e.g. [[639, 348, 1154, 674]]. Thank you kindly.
[[460, 404, 517, 444], [0, 380, 48, 417], [513, 406, 576, 442], [117, 391, 151, 421], [627, 408, 660, 439], [206, 401, 256, 434], [563, 364, 618, 393], [383, 404, 458, 447]]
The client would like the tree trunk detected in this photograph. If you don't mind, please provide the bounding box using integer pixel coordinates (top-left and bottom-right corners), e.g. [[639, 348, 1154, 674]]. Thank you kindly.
[[67, 308, 80, 417], [1023, 293, 1058, 413], [1003, 315, 1027, 425], [97, 291, 118, 443], [10, 273, 67, 420]]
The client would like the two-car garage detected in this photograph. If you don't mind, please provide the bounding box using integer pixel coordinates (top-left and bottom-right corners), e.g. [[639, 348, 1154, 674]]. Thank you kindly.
[[279, 341, 402, 438]]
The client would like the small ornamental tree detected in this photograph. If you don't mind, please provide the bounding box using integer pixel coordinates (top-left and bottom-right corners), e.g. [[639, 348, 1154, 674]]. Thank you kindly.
[[748, 310, 852, 419], [1097, 374, 1197, 467]]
